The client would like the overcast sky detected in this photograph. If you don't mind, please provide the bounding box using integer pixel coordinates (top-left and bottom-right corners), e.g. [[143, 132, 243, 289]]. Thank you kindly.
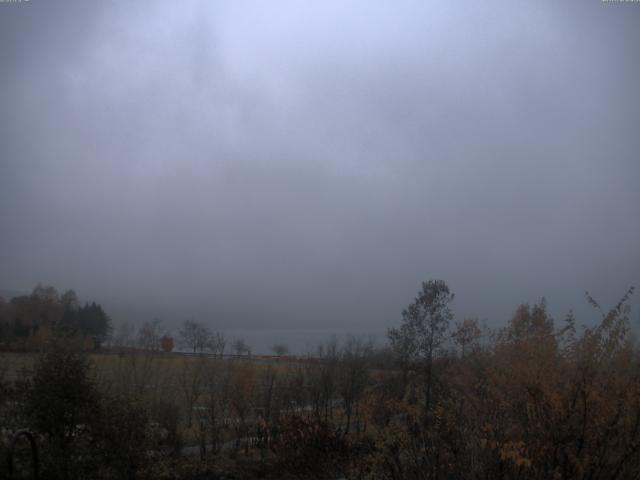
[[1, 0, 639, 344]]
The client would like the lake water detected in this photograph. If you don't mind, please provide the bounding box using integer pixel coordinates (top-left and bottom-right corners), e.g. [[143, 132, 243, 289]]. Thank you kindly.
[[219, 328, 387, 355]]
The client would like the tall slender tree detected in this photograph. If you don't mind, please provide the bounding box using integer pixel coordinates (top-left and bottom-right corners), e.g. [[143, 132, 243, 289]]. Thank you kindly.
[[388, 279, 454, 417]]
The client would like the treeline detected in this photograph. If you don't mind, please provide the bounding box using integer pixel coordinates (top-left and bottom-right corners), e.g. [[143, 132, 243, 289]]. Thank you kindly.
[[1, 280, 638, 479], [112, 317, 229, 356], [0, 285, 111, 350]]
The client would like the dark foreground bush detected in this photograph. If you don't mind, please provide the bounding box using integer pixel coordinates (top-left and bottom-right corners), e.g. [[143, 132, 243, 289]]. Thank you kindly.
[[269, 415, 352, 479]]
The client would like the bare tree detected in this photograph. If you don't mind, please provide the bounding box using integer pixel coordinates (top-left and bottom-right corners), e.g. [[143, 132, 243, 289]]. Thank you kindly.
[[208, 331, 227, 357], [179, 319, 212, 354], [306, 337, 339, 421], [228, 363, 255, 456], [339, 336, 373, 435], [232, 338, 250, 356], [137, 318, 163, 351], [256, 364, 281, 459], [258, 365, 279, 423], [202, 361, 231, 454], [272, 343, 289, 356], [113, 320, 135, 348], [452, 318, 482, 358], [176, 355, 207, 427]]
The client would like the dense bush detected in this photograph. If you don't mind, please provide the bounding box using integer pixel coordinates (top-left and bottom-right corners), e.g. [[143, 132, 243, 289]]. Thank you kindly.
[[14, 338, 159, 480], [270, 415, 349, 478]]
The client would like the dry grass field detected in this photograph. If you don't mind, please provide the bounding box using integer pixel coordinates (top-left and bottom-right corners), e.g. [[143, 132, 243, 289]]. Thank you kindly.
[[0, 351, 36, 382], [1, 349, 313, 450]]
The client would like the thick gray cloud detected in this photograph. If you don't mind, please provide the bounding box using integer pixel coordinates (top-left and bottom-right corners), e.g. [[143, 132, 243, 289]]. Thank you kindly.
[[1, 0, 639, 348]]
